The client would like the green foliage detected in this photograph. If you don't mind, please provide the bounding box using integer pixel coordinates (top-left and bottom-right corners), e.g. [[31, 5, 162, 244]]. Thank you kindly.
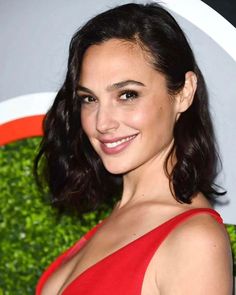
[[0, 138, 110, 294], [226, 224, 236, 273], [0, 138, 235, 294]]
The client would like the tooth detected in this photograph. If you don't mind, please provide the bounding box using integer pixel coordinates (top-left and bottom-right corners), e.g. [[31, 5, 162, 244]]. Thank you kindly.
[[104, 135, 135, 148]]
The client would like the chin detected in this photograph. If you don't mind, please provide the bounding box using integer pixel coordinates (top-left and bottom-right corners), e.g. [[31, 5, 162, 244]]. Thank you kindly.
[[104, 166, 127, 175], [102, 160, 132, 175]]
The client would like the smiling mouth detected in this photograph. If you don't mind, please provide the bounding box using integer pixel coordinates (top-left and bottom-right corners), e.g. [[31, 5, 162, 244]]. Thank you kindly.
[[103, 135, 137, 148]]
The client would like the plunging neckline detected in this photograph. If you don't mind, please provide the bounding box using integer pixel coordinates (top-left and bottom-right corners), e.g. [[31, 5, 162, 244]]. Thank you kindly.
[[59, 208, 220, 294]]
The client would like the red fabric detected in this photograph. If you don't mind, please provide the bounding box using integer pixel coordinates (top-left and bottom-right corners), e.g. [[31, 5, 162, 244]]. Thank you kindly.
[[35, 208, 223, 294]]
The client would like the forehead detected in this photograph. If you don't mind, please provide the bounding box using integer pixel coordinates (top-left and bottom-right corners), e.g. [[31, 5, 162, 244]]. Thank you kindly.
[[79, 39, 158, 85], [83, 38, 150, 60]]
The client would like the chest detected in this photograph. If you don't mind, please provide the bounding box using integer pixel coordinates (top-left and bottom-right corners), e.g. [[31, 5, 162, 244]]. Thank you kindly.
[[39, 228, 164, 295]]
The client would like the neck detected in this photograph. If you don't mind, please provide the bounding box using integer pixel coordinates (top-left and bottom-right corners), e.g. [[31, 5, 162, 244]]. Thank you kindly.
[[117, 145, 175, 209]]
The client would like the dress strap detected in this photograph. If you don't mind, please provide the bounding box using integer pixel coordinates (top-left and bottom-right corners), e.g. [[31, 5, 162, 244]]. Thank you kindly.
[[143, 207, 224, 255], [169, 208, 223, 224]]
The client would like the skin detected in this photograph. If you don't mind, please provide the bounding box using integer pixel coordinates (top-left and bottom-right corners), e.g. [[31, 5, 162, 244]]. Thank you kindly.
[[41, 39, 233, 295]]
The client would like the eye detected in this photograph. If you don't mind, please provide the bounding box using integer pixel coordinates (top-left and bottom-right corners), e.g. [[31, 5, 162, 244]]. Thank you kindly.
[[79, 95, 97, 104], [119, 90, 138, 101]]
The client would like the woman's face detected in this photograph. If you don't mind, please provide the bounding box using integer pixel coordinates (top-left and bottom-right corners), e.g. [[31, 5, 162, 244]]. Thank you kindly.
[[79, 39, 182, 174]]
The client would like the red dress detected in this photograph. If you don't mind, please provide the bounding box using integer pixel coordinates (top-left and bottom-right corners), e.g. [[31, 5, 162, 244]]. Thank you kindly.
[[36, 208, 223, 294]]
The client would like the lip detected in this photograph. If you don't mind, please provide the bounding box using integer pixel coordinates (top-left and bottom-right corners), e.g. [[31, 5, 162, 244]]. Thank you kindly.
[[99, 134, 138, 155]]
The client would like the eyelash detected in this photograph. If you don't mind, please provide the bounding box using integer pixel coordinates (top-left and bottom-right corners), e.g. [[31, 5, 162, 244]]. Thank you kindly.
[[79, 95, 96, 104], [78, 90, 139, 104], [119, 90, 138, 101]]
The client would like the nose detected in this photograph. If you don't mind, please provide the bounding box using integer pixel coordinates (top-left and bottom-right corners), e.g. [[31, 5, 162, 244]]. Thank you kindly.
[[96, 104, 119, 134]]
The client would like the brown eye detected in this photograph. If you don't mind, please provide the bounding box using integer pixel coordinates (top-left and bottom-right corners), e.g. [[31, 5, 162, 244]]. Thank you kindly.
[[120, 90, 138, 101], [79, 95, 97, 104]]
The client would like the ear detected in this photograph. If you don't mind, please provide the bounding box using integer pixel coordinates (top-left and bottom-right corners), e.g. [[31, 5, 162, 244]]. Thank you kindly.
[[175, 71, 197, 114]]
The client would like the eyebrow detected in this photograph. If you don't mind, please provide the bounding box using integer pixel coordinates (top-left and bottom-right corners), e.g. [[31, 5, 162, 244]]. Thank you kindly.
[[106, 80, 146, 91], [77, 80, 146, 95]]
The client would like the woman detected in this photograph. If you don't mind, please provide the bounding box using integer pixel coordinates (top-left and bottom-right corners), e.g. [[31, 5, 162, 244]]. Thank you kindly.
[[35, 3, 233, 294]]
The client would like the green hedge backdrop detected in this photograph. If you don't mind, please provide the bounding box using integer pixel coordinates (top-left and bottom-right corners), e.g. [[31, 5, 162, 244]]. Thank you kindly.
[[0, 138, 235, 294]]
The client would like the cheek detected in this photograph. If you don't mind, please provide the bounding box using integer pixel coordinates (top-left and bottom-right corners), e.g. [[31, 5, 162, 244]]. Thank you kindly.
[[135, 102, 176, 140], [131, 104, 165, 129], [128, 111, 146, 127]]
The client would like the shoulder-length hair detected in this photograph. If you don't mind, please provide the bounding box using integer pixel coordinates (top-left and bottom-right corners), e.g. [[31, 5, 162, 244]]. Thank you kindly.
[[34, 3, 225, 213]]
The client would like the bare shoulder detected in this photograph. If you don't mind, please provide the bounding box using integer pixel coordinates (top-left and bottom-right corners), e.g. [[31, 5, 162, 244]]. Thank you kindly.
[[173, 211, 230, 248], [157, 211, 233, 294]]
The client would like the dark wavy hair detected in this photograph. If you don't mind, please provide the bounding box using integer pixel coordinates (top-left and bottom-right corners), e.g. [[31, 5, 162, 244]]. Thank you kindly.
[[34, 2, 225, 213]]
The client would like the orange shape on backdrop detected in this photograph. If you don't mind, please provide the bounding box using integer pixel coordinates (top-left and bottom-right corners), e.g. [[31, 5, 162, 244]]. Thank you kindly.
[[0, 115, 45, 146]]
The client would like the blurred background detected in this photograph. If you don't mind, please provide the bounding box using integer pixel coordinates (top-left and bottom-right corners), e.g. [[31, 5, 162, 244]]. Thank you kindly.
[[0, 0, 235, 293]]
